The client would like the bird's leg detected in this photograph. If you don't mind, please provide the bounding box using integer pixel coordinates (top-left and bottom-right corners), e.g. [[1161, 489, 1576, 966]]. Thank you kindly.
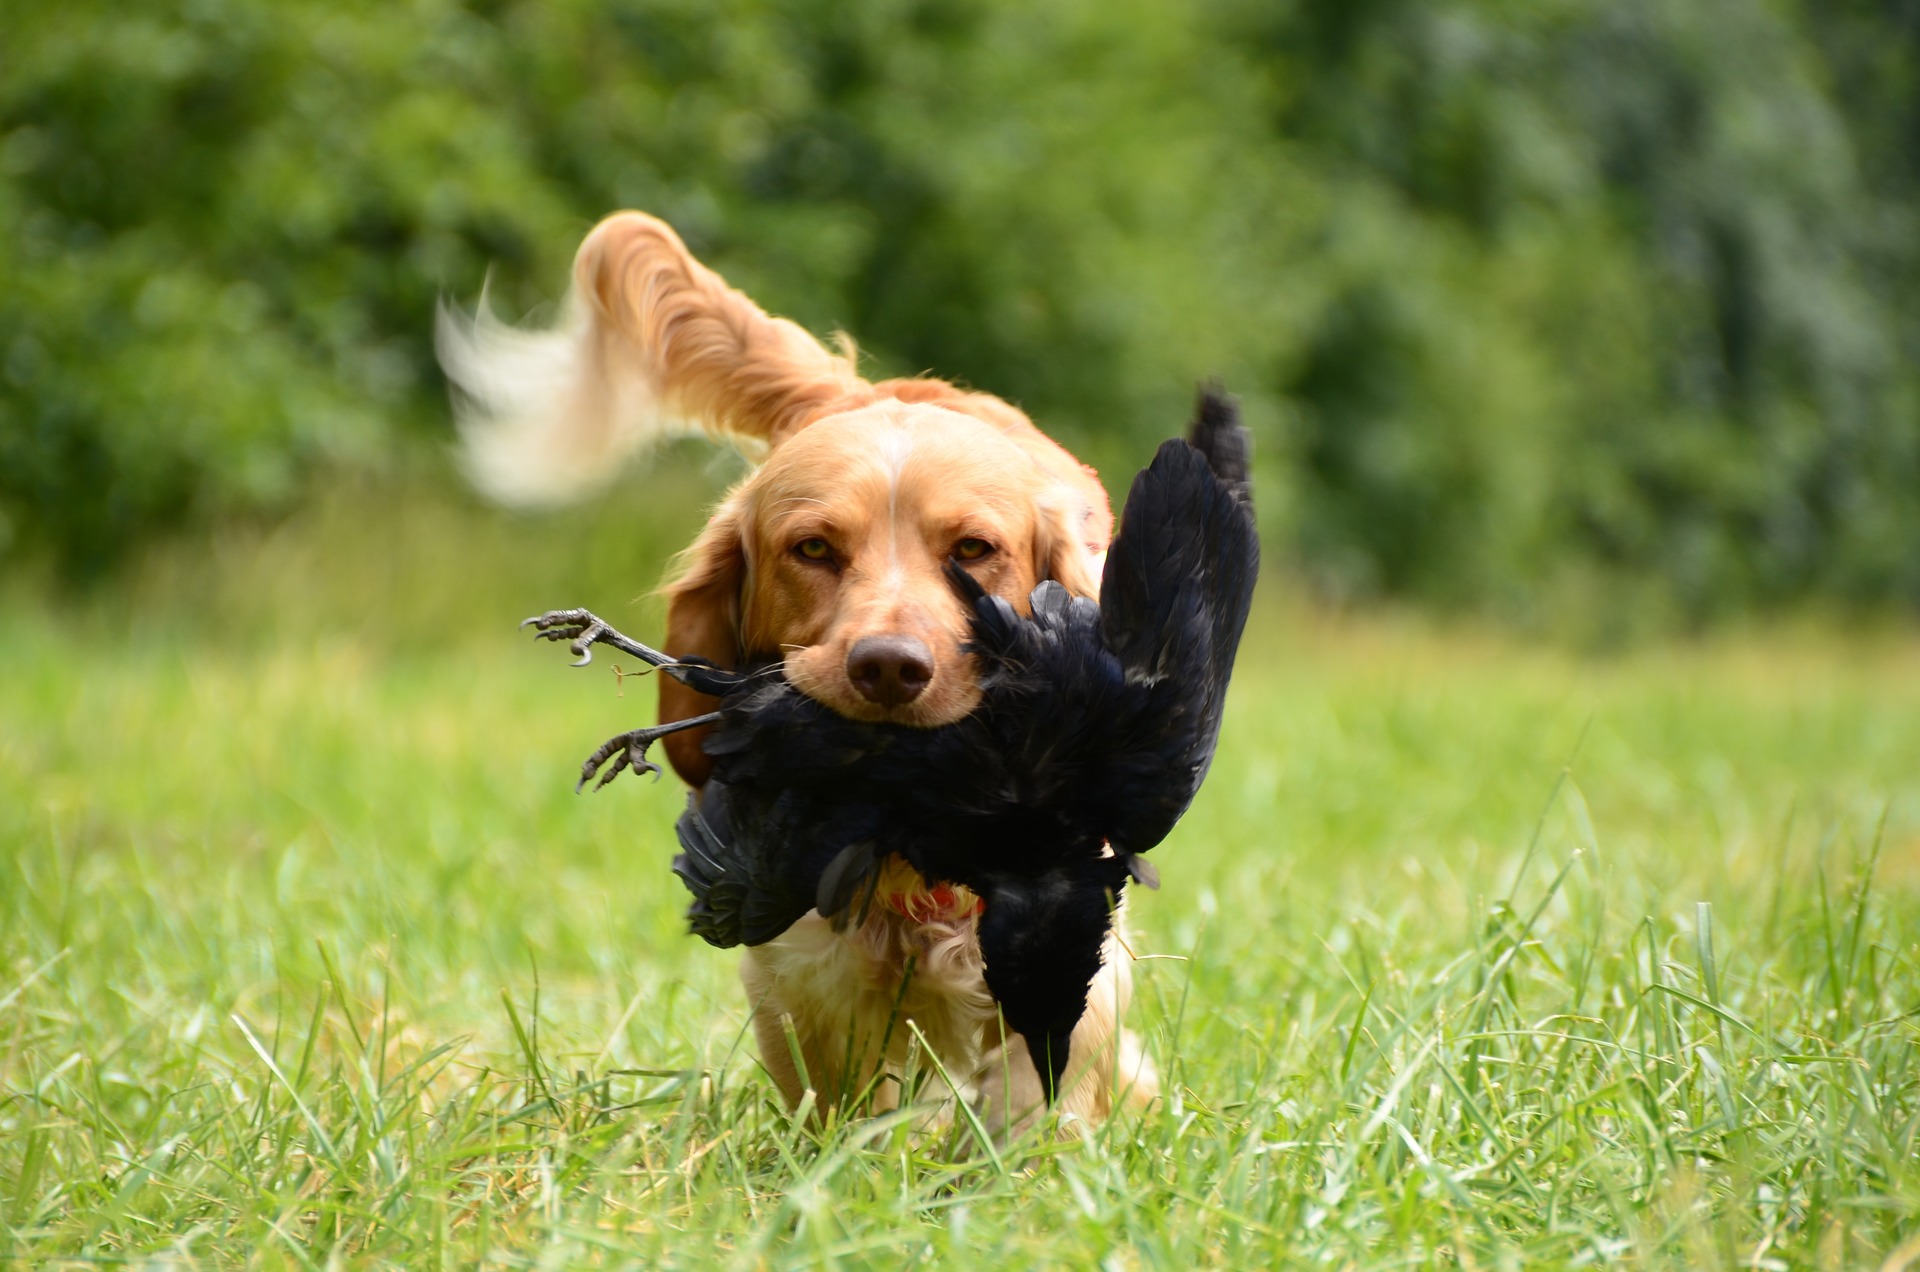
[[577, 712, 724, 792], [523, 608, 748, 695], [522, 608, 678, 670]]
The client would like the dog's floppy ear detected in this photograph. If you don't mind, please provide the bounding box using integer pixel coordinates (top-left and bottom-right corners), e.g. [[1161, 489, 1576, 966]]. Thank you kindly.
[[659, 501, 748, 787]]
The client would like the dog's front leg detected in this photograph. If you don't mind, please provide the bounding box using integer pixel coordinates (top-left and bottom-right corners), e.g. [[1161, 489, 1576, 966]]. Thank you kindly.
[[739, 918, 897, 1117]]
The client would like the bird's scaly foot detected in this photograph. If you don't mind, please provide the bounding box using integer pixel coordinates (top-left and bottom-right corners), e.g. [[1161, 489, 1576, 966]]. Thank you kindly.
[[522, 608, 676, 670], [577, 712, 725, 792]]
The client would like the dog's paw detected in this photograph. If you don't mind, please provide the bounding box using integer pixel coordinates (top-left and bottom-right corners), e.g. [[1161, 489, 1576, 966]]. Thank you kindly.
[[970, 1041, 1049, 1143]]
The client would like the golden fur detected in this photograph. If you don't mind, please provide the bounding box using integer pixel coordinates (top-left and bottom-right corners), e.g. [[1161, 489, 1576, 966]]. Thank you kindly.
[[440, 212, 1156, 1133]]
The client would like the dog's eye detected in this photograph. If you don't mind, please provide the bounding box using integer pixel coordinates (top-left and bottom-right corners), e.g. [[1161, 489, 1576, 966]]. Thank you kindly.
[[794, 538, 833, 563], [954, 538, 994, 562]]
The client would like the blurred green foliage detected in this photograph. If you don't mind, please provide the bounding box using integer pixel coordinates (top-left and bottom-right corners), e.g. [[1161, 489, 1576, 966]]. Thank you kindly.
[[3, 0, 1917, 620]]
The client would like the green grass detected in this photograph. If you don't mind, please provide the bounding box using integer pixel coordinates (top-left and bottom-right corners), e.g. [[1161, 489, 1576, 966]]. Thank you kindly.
[[3, 472, 1918, 1267]]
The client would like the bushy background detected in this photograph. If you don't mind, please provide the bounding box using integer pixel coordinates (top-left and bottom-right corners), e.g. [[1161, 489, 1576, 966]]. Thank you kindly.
[[4, 0, 1918, 623]]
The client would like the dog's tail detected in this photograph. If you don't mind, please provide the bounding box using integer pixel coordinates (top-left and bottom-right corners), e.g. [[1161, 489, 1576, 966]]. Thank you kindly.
[[437, 212, 867, 505]]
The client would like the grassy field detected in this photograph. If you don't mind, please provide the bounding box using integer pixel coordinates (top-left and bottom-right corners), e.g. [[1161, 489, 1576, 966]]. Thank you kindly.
[[3, 470, 1918, 1267]]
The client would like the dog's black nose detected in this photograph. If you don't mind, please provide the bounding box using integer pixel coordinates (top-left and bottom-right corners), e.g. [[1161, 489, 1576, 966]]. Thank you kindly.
[[846, 635, 933, 707]]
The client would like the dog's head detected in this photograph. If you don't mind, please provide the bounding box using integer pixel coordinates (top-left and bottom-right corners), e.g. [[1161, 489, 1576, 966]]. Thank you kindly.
[[659, 401, 1107, 785]]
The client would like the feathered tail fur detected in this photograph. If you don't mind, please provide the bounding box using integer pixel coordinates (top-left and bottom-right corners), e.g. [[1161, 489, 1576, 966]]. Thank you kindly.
[[436, 212, 866, 505]]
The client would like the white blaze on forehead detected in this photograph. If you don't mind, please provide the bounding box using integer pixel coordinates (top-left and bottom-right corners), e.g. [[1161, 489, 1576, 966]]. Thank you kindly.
[[877, 416, 915, 576]]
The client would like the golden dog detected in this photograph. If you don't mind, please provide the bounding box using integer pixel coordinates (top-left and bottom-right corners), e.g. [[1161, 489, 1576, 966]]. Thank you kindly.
[[440, 212, 1157, 1132]]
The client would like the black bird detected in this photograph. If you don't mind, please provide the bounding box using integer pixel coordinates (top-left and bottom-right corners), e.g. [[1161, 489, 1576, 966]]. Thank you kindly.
[[526, 386, 1259, 1099]]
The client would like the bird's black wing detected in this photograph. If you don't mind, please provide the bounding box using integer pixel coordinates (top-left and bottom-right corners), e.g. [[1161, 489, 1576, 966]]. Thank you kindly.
[[671, 681, 842, 947], [1182, 383, 1259, 684], [673, 778, 892, 947], [1094, 385, 1260, 855]]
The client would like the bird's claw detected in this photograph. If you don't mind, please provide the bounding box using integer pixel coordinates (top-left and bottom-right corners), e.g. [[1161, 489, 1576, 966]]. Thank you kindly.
[[523, 607, 677, 671], [577, 727, 667, 793], [573, 711, 725, 793], [523, 607, 613, 666]]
